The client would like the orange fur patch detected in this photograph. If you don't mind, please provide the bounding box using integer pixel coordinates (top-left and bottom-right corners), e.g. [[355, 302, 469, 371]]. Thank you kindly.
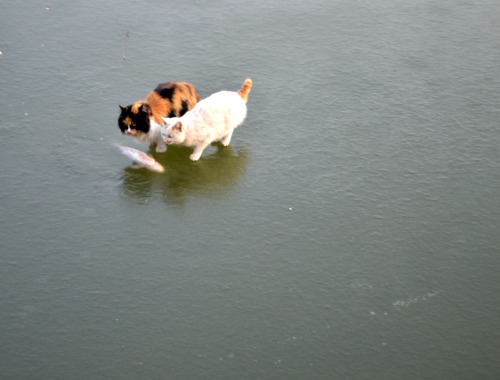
[[145, 91, 173, 125], [131, 101, 144, 114], [237, 78, 252, 103], [128, 82, 200, 125]]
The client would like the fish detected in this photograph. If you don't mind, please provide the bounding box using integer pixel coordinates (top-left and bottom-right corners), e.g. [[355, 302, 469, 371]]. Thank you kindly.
[[114, 144, 165, 172]]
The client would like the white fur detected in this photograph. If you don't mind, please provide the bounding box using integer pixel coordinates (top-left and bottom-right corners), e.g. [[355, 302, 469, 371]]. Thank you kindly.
[[161, 91, 247, 161], [132, 120, 167, 153]]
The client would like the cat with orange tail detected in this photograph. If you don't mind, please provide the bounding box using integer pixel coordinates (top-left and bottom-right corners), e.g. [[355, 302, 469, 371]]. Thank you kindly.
[[161, 78, 252, 161]]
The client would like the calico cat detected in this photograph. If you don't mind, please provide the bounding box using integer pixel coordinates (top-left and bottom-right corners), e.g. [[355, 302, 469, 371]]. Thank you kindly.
[[118, 81, 201, 152], [161, 78, 252, 161]]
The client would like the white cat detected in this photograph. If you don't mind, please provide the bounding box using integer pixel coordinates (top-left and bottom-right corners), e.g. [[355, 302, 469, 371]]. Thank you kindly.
[[161, 78, 252, 161]]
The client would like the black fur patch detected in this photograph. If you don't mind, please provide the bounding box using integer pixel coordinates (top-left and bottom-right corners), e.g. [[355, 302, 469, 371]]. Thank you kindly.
[[180, 100, 190, 116], [154, 83, 176, 99]]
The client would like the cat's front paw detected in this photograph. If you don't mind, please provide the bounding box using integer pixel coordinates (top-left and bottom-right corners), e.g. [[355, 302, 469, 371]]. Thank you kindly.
[[156, 144, 167, 153], [190, 153, 201, 161]]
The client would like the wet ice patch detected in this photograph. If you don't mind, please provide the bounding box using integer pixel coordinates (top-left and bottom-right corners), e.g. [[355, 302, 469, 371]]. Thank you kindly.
[[393, 291, 439, 309]]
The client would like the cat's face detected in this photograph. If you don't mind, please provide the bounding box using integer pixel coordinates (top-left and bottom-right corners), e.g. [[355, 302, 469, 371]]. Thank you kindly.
[[118, 104, 151, 138], [161, 118, 184, 145]]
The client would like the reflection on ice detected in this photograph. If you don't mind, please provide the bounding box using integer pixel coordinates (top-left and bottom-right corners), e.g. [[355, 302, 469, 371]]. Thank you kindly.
[[119, 143, 249, 205]]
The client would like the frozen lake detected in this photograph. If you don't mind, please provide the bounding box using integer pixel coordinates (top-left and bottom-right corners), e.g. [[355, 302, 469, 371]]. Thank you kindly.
[[1, 0, 499, 378]]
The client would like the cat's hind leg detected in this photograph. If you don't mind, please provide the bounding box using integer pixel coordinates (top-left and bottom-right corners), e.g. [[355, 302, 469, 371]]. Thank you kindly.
[[221, 130, 234, 146]]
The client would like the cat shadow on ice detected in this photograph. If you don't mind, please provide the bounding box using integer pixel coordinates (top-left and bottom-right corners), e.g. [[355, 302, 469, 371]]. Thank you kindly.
[[119, 143, 249, 205]]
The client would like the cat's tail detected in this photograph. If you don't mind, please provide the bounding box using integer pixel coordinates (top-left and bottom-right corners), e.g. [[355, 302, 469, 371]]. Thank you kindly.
[[237, 78, 252, 103]]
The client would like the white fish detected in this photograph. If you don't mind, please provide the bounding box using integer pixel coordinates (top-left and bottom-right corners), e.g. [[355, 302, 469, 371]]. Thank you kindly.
[[115, 144, 164, 172]]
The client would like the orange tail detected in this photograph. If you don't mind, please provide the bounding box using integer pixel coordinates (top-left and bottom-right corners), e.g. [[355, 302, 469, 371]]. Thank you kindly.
[[237, 78, 252, 103]]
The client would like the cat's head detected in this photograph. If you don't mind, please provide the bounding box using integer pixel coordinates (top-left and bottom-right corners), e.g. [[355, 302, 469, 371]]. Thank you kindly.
[[161, 117, 184, 145], [118, 103, 152, 137]]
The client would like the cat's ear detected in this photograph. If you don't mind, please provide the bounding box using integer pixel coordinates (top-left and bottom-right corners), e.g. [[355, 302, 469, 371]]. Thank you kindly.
[[119, 105, 125, 111], [139, 104, 151, 115], [173, 121, 182, 132]]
